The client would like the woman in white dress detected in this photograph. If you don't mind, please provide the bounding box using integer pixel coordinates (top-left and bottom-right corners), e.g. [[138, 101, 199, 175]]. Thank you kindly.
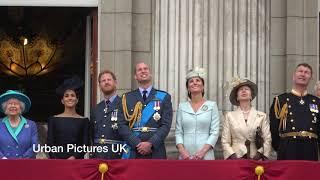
[[221, 77, 271, 160], [175, 68, 220, 160]]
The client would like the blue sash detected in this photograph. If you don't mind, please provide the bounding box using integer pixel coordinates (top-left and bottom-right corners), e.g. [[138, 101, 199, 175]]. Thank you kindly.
[[122, 91, 167, 159]]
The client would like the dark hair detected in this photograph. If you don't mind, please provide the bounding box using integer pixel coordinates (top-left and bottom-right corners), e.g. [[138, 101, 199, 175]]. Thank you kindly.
[[186, 77, 205, 99], [296, 63, 313, 75], [62, 89, 80, 99], [98, 70, 117, 82]]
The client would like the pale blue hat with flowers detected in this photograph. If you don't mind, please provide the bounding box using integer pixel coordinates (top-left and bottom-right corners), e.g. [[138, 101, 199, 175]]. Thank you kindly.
[[0, 90, 31, 113]]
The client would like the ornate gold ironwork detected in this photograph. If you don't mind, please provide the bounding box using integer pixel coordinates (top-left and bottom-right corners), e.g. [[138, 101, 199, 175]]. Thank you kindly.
[[0, 33, 62, 77]]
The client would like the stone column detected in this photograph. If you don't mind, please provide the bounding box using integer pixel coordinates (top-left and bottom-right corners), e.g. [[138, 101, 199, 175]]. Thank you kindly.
[[153, 0, 270, 159], [270, 0, 318, 98], [100, 0, 133, 96], [153, 0, 270, 113]]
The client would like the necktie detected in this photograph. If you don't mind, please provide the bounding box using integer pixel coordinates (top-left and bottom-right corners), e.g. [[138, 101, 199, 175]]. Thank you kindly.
[[104, 100, 111, 113], [105, 100, 111, 108], [143, 90, 148, 101]]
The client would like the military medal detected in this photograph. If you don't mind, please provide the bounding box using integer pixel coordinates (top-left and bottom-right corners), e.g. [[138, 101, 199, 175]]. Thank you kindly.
[[312, 116, 317, 123], [153, 112, 161, 121], [153, 101, 161, 111], [201, 105, 208, 111], [299, 99, 305, 105], [309, 104, 319, 113], [111, 123, 118, 130], [111, 110, 118, 121]]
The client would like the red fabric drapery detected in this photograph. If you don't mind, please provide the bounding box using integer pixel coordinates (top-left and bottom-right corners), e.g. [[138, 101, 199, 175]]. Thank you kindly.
[[0, 160, 319, 180]]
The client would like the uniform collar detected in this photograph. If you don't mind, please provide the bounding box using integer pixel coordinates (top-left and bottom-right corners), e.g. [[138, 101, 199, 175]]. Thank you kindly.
[[139, 86, 152, 97], [105, 94, 117, 104], [291, 89, 308, 97], [3, 116, 27, 143]]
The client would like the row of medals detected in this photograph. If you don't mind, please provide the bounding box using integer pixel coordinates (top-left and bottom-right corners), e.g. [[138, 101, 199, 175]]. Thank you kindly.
[[103, 100, 162, 130], [103, 107, 118, 130]]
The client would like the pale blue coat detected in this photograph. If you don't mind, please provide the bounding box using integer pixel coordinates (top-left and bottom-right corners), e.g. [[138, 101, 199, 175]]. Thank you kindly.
[[175, 100, 220, 160]]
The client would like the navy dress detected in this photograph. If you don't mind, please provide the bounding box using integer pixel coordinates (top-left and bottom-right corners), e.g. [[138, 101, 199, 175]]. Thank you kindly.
[[47, 117, 89, 159]]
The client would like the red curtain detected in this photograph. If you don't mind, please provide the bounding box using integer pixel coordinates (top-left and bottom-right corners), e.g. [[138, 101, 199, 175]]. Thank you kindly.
[[0, 160, 319, 180]]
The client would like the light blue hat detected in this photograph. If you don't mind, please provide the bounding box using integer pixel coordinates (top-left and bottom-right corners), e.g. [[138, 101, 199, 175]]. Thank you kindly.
[[0, 90, 31, 113]]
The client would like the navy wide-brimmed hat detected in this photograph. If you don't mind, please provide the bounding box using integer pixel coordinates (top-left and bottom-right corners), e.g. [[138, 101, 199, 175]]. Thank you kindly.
[[0, 90, 31, 113], [56, 76, 83, 96]]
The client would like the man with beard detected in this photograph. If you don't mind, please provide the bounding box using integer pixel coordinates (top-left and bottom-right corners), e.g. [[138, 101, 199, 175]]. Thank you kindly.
[[119, 62, 173, 159], [270, 63, 320, 160], [90, 70, 124, 159]]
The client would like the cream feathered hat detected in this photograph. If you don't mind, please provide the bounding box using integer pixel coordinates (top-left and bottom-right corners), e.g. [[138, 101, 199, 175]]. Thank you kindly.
[[186, 67, 206, 80], [229, 76, 257, 106]]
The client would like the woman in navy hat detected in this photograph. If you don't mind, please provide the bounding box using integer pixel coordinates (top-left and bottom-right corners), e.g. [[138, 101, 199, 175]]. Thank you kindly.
[[0, 90, 38, 159], [47, 76, 89, 159]]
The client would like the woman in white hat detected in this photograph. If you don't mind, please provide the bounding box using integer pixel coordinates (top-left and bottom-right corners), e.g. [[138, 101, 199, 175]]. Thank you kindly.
[[221, 77, 271, 160], [0, 90, 38, 159], [175, 68, 220, 160]]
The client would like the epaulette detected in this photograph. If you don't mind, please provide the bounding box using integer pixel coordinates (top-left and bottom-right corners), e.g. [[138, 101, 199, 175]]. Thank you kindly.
[[276, 92, 289, 100], [155, 89, 168, 94], [274, 93, 289, 131]]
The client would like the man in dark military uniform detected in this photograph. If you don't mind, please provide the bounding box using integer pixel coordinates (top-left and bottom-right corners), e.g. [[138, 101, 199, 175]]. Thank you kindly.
[[90, 70, 123, 159], [270, 63, 320, 160], [119, 62, 173, 159]]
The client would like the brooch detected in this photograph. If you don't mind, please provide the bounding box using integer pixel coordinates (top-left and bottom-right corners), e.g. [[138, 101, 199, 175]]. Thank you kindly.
[[201, 105, 208, 111]]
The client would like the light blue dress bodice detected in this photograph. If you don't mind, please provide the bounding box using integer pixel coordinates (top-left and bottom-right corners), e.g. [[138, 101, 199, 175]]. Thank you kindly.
[[175, 100, 220, 160]]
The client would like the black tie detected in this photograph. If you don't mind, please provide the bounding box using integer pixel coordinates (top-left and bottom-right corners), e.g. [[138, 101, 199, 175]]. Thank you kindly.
[[105, 100, 111, 108], [143, 90, 148, 101]]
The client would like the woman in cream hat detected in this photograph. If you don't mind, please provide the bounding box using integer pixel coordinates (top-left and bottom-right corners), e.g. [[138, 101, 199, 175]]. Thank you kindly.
[[221, 77, 271, 160], [0, 90, 38, 159], [175, 67, 220, 160]]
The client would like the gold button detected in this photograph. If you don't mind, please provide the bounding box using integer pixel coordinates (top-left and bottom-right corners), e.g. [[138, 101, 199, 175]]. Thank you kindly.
[[289, 112, 293, 115], [103, 124, 106, 127], [310, 128, 313, 131], [144, 105, 146, 107], [292, 127, 295, 130], [312, 113, 315, 116], [313, 99, 316, 102], [101, 135, 105, 138], [131, 109, 133, 111], [286, 98, 289, 101], [290, 119, 294, 122], [288, 105, 291, 108], [293, 136, 296, 138], [104, 115, 107, 117]]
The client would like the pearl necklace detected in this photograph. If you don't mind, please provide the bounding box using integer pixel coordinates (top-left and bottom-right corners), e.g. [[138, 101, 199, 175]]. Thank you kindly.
[[241, 110, 250, 114]]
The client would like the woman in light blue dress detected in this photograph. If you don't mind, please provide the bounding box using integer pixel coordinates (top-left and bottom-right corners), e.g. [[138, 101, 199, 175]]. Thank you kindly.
[[175, 68, 220, 160]]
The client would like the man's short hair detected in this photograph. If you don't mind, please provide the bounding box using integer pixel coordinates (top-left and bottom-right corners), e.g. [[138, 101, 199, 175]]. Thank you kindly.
[[134, 62, 151, 74], [296, 63, 313, 75], [98, 70, 117, 82]]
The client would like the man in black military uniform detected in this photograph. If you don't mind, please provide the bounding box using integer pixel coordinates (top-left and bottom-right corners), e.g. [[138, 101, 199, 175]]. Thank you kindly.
[[118, 62, 173, 159], [270, 63, 320, 160], [90, 70, 123, 159]]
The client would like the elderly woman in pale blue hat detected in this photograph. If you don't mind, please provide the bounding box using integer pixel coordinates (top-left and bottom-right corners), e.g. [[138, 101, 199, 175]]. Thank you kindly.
[[0, 90, 38, 159], [175, 67, 220, 160]]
